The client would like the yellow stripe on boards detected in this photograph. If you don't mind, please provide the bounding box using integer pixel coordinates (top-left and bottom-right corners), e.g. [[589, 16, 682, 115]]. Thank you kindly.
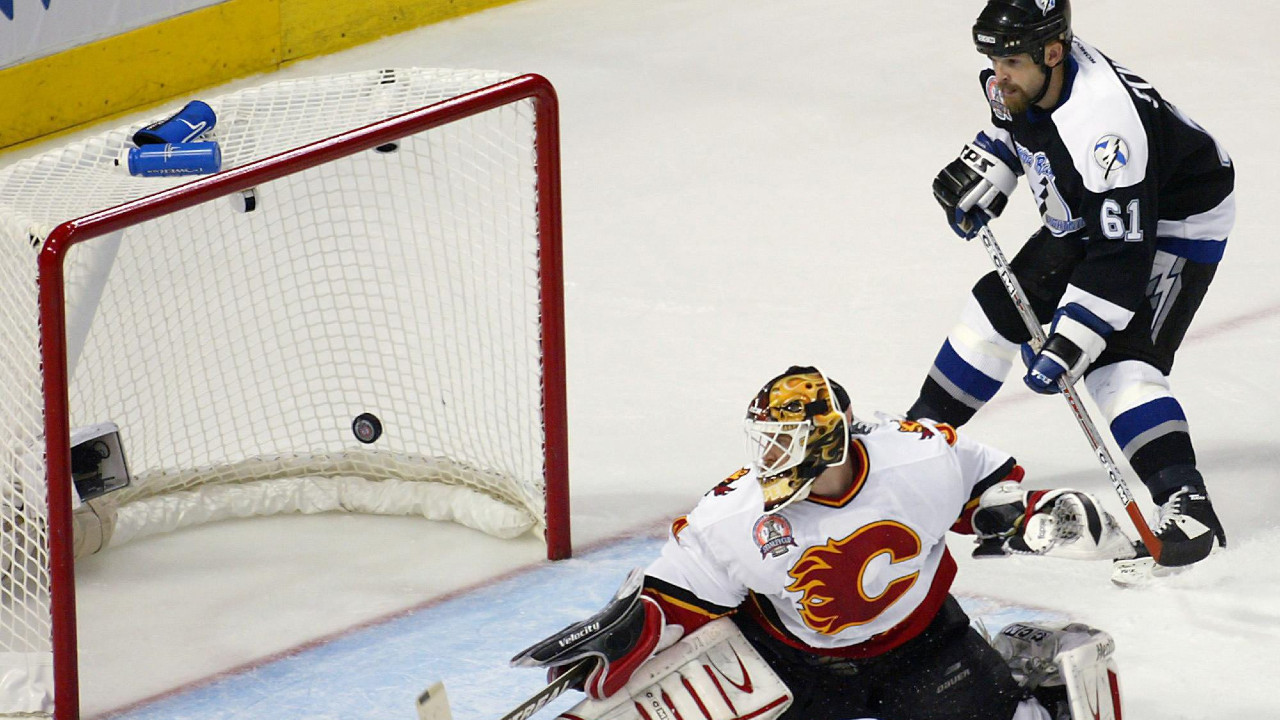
[[280, 0, 521, 62], [0, 0, 281, 149], [0, 0, 519, 151]]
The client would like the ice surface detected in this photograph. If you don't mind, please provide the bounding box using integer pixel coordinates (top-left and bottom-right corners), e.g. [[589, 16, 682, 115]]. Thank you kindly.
[[6, 1, 1276, 718]]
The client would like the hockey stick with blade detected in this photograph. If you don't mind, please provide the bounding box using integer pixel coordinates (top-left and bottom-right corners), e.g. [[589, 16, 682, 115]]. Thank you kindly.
[[975, 225, 1162, 563], [416, 658, 593, 720]]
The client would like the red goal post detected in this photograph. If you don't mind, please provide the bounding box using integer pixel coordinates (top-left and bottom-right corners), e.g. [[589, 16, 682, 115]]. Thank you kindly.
[[0, 68, 570, 719]]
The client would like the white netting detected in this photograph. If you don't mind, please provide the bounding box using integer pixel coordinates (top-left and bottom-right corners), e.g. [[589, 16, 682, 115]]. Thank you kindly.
[[0, 68, 557, 717]]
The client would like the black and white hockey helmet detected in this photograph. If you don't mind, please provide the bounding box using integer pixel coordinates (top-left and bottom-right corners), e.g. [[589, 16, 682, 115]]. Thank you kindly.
[[972, 0, 1072, 65]]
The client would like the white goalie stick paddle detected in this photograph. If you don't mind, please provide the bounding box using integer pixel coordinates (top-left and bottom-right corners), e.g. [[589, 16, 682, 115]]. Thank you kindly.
[[974, 226, 1163, 564], [416, 658, 593, 720]]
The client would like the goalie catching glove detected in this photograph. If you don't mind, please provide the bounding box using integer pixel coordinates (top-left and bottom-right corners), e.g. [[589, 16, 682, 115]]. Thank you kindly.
[[971, 482, 1137, 560], [511, 569, 679, 701], [934, 134, 1019, 239]]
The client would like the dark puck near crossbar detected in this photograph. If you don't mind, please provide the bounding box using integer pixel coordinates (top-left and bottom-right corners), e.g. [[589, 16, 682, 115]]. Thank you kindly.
[[352, 413, 383, 444]]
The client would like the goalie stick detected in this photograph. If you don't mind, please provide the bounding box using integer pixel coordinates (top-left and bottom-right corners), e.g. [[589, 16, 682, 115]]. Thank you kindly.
[[974, 225, 1163, 563], [416, 658, 592, 720]]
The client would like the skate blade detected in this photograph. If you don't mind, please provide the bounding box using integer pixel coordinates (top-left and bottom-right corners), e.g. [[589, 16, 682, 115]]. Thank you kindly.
[[1110, 544, 1223, 587], [1111, 556, 1167, 586]]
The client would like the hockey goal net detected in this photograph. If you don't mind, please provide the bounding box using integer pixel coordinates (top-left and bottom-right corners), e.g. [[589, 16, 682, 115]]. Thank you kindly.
[[0, 68, 569, 718]]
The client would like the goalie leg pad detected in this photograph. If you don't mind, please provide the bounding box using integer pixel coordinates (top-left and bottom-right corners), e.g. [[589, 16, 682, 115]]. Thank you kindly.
[[993, 621, 1122, 720], [1010, 699, 1055, 720], [556, 618, 793, 720]]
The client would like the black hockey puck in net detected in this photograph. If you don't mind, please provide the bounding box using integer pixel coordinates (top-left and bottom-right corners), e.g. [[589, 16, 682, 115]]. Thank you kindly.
[[352, 413, 383, 444]]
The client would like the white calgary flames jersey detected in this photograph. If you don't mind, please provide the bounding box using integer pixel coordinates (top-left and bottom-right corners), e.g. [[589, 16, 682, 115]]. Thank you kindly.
[[645, 417, 1013, 657]]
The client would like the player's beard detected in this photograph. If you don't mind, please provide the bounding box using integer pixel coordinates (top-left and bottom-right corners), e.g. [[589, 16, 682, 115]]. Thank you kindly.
[[1000, 70, 1047, 114]]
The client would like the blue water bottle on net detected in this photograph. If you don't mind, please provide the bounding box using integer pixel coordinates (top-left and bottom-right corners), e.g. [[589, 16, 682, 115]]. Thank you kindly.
[[132, 101, 217, 145], [121, 142, 222, 177]]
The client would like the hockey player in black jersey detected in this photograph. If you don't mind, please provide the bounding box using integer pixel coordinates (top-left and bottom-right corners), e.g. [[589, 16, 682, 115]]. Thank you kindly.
[[910, 0, 1232, 568]]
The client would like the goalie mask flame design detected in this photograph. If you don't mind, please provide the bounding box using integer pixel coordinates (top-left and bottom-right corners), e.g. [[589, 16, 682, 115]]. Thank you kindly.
[[744, 366, 850, 513]]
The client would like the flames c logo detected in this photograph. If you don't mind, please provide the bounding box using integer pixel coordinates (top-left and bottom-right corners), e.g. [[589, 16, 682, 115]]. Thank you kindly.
[[785, 522, 922, 634]]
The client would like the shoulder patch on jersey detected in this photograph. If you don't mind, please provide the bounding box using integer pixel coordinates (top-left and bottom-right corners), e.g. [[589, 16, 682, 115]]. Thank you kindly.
[[850, 418, 877, 436], [936, 423, 959, 446], [894, 419, 959, 446], [895, 419, 934, 440], [985, 75, 1012, 122], [753, 513, 797, 558], [708, 467, 750, 497], [1092, 134, 1130, 180], [670, 515, 689, 539]]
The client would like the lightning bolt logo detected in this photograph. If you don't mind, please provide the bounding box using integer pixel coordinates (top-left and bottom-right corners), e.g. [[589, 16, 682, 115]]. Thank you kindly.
[[1, 0, 52, 21], [1147, 254, 1185, 342], [1092, 135, 1130, 181]]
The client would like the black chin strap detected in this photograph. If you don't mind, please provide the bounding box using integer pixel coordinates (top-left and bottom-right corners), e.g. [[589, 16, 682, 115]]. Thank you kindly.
[[1027, 62, 1053, 107]]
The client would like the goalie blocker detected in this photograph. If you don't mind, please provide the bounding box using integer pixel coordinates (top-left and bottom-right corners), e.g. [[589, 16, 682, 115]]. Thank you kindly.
[[510, 569, 674, 700], [509, 571, 792, 720]]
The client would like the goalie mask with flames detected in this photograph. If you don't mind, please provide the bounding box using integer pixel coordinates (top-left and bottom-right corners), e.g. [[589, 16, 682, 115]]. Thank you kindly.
[[744, 366, 851, 513]]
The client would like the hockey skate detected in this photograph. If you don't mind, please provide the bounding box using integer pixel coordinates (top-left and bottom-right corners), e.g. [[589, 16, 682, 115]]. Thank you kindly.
[[1152, 485, 1226, 567], [1111, 485, 1227, 585]]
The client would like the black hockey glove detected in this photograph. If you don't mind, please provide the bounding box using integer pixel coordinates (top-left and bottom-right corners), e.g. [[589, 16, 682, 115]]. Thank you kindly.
[[933, 138, 1019, 239], [510, 569, 668, 700]]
